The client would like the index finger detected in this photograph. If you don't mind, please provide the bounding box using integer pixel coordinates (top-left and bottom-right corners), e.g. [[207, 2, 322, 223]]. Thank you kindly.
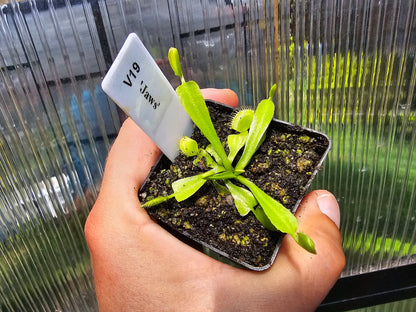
[[101, 118, 161, 197], [201, 88, 239, 108]]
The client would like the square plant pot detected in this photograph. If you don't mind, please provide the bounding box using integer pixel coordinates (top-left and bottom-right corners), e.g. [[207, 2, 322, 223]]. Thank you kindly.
[[139, 100, 331, 271]]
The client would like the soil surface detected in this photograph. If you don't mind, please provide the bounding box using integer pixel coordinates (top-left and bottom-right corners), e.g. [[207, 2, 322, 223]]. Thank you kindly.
[[140, 102, 329, 269]]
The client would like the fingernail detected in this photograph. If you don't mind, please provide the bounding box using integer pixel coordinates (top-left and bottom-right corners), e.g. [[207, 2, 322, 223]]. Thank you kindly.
[[316, 191, 340, 228]]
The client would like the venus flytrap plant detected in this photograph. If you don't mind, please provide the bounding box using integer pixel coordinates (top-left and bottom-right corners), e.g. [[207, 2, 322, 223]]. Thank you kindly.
[[168, 48, 232, 172], [143, 47, 316, 254]]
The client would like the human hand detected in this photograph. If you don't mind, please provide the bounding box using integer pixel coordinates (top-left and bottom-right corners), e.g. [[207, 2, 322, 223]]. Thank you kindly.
[[85, 88, 345, 312]]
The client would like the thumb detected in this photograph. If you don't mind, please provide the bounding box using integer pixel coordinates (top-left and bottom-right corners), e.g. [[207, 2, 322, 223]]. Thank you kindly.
[[271, 190, 345, 310], [215, 190, 345, 312]]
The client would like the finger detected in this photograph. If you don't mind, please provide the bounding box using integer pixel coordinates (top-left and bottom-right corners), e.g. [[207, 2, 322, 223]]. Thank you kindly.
[[101, 118, 161, 198], [201, 88, 239, 108]]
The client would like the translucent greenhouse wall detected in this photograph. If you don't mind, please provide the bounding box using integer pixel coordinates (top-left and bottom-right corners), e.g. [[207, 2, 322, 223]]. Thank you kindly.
[[0, 0, 415, 310]]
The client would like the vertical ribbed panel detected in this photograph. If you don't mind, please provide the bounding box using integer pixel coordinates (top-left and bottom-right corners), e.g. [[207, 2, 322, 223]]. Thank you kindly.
[[258, 0, 416, 277], [0, 0, 119, 310], [1, 0, 416, 310]]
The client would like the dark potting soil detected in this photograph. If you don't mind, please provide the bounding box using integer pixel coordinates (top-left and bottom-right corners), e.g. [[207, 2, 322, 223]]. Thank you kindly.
[[139, 103, 329, 269]]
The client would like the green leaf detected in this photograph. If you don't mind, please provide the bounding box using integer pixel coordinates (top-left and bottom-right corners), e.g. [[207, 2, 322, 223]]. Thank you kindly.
[[252, 206, 277, 231], [171, 167, 223, 202], [202, 166, 225, 176], [176, 81, 233, 170], [194, 149, 216, 168], [212, 181, 230, 195], [293, 232, 316, 254], [227, 131, 248, 162], [268, 83, 277, 100], [235, 91, 275, 171], [172, 174, 207, 202], [168, 48, 184, 82], [224, 181, 257, 216], [205, 144, 223, 165], [206, 170, 239, 180], [142, 194, 174, 208], [236, 176, 298, 236]]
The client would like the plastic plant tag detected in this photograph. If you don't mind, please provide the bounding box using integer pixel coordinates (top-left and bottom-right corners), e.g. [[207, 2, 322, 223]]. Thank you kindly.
[[102, 33, 193, 161]]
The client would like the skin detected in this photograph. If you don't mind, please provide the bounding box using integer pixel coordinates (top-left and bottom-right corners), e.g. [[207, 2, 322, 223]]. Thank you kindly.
[[85, 88, 345, 312]]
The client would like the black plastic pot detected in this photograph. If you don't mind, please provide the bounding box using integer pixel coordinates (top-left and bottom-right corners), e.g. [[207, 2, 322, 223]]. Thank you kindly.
[[140, 100, 331, 271]]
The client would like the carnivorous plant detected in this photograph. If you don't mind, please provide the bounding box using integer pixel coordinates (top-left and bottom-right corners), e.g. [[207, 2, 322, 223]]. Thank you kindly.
[[143, 48, 315, 254]]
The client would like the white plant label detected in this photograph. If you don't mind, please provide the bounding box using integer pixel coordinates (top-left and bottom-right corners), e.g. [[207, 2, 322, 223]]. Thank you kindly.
[[102, 33, 193, 161]]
